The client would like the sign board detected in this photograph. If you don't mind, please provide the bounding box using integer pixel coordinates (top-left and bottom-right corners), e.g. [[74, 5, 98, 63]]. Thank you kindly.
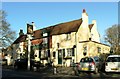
[[27, 24, 33, 34]]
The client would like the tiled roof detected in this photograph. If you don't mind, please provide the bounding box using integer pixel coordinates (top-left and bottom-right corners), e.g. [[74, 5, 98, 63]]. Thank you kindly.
[[33, 18, 83, 39], [31, 39, 43, 45], [13, 35, 27, 44], [13, 18, 83, 44], [50, 18, 82, 35]]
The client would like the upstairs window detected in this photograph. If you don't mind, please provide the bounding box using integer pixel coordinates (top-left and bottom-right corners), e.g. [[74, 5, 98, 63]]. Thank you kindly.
[[42, 37, 48, 48], [97, 47, 101, 53], [83, 46, 87, 53], [66, 33, 71, 40]]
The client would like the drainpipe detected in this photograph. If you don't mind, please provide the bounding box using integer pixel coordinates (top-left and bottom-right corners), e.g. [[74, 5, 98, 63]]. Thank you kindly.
[[75, 32, 77, 63]]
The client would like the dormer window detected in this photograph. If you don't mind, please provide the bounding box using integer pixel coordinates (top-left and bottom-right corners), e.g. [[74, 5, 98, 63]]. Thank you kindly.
[[66, 33, 71, 40]]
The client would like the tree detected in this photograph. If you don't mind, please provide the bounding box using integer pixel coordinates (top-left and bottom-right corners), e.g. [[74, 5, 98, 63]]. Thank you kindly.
[[0, 10, 16, 48], [104, 24, 120, 54]]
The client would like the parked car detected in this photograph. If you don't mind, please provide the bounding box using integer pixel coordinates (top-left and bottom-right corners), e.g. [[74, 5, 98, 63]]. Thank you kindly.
[[105, 55, 120, 73], [14, 58, 43, 70], [76, 56, 103, 74]]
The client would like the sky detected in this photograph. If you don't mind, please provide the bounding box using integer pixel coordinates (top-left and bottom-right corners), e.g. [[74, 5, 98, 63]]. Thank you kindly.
[[1, 0, 120, 2], [2, 2, 118, 43]]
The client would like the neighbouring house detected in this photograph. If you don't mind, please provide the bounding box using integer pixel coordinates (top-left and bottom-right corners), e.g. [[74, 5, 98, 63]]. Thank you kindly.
[[12, 34, 27, 59], [12, 9, 110, 67], [1, 46, 14, 65]]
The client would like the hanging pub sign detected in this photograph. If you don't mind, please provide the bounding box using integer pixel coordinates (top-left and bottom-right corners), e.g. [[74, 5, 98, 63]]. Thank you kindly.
[[27, 24, 33, 34]]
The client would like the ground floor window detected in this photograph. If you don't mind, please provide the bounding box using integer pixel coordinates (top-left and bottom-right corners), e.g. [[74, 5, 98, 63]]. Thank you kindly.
[[67, 48, 73, 57], [41, 50, 48, 58]]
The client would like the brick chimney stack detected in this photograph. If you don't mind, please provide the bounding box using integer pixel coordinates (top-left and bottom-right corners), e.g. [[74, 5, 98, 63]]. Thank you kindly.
[[19, 29, 24, 36], [32, 22, 36, 31], [83, 9, 86, 13]]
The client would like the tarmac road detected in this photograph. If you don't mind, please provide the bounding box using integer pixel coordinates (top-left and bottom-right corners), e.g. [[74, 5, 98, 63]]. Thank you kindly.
[[1, 67, 120, 79]]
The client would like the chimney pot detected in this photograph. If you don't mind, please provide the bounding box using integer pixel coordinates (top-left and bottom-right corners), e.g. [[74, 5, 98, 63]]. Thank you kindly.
[[83, 9, 86, 13]]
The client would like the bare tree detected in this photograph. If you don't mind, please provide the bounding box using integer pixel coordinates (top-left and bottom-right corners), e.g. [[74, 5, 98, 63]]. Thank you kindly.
[[0, 10, 16, 48], [104, 24, 120, 54]]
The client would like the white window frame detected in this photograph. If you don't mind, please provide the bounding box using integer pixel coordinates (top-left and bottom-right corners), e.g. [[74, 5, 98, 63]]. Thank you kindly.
[[67, 48, 72, 57]]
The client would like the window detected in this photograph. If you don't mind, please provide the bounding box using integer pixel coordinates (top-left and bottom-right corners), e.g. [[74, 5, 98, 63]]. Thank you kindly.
[[107, 57, 120, 62], [41, 50, 48, 58], [94, 57, 100, 62], [57, 43, 60, 48], [43, 38, 48, 44], [97, 47, 101, 53], [67, 48, 72, 57], [53, 52, 56, 58], [83, 47, 87, 52], [42, 37, 48, 48], [66, 33, 71, 40], [83, 46, 87, 56], [80, 57, 93, 62]]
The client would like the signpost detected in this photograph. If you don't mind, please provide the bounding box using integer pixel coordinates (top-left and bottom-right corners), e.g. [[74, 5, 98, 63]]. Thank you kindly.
[[27, 34, 31, 70], [27, 23, 33, 70]]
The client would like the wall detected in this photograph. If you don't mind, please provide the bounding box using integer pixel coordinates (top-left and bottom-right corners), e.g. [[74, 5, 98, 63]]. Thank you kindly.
[[90, 20, 100, 42], [77, 41, 110, 62], [51, 32, 76, 66]]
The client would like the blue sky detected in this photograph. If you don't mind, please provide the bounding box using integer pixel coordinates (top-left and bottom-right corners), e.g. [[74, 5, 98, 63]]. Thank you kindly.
[[2, 2, 118, 43]]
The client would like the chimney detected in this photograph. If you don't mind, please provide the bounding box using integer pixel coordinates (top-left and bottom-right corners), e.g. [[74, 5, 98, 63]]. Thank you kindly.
[[82, 9, 89, 28], [83, 9, 86, 13], [19, 29, 24, 36], [92, 20, 97, 29], [32, 22, 36, 31]]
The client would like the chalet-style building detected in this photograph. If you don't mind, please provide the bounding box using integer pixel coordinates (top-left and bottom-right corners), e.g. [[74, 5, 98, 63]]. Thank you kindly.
[[12, 9, 110, 67]]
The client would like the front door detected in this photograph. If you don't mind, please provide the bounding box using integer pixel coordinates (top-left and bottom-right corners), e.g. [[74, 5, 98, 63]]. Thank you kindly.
[[58, 50, 62, 64]]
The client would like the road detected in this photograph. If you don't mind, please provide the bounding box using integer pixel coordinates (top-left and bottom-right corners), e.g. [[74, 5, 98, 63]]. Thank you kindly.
[[2, 68, 48, 79], [1, 67, 120, 79]]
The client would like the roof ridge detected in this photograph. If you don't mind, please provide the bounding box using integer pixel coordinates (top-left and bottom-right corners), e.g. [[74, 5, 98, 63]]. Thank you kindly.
[[34, 18, 82, 32]]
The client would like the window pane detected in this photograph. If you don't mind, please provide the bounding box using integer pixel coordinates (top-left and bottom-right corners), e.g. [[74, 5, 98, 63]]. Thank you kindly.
[[66, 33, 71, 40], [107, 57, 120, 62], [67, 48, 72, 56], [80, 58, 93, 62]]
